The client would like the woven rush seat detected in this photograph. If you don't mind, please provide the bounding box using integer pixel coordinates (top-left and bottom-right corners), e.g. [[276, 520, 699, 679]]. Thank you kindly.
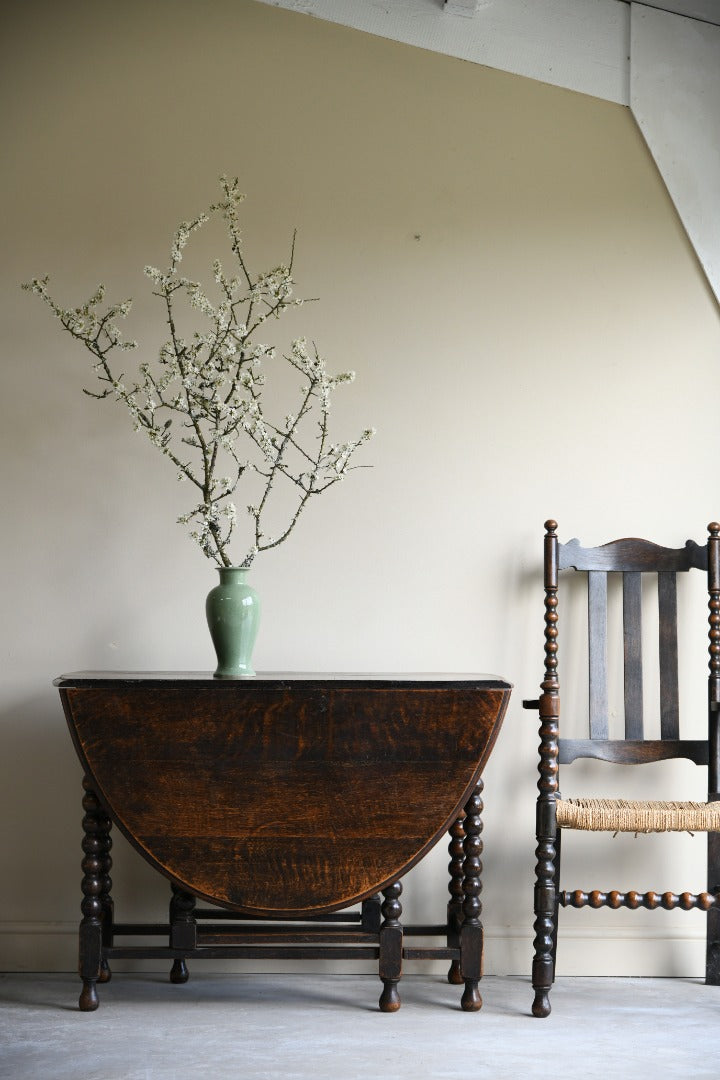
[[556, 797, 720, 833]]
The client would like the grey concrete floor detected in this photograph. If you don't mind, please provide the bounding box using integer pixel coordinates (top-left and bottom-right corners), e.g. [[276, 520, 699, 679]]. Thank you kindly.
[[0, 973, 717, 1080]]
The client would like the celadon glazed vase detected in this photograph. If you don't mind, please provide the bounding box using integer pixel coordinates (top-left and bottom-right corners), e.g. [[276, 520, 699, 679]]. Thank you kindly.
[[206, 566, 260, 678]]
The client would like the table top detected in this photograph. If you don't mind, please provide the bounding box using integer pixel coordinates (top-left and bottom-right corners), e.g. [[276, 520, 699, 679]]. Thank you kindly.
[[55, 671, 510, 688], [59, 675, 511, 917]]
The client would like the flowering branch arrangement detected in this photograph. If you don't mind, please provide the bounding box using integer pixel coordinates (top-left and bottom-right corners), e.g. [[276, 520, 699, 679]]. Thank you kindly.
[[23, 176, 374, 568]]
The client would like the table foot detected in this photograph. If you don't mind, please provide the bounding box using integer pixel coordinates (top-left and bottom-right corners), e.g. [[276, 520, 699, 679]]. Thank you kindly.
[[532, 989, 552, 1017], [98, 960, 112, 984], [79, 979, 99, 1012], [379, 980, 401, 1012], [447, 959, 462, 984], [170, 958, 189, 984], [461, 979, 482, 1011]]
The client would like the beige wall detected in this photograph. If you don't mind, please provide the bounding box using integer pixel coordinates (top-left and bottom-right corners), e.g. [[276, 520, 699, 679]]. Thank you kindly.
[[2, 0, 719, 977]]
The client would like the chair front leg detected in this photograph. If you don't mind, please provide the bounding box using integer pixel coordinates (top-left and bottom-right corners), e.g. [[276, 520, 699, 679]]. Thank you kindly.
[[532, 794, 558, 1018], [531, 665, 560, 1018], [551, 826, 562, 981], [707, 827, 720, 985]]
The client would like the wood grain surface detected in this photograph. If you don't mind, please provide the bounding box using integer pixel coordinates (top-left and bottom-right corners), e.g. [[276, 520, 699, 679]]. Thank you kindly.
[[60, 676, 510, 917]]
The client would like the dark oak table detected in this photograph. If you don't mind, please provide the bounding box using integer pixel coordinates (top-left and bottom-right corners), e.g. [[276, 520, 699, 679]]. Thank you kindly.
[[56, 672, 511, 1012]]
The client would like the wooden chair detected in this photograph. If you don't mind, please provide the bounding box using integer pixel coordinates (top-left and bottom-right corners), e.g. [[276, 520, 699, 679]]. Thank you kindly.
[[524, 520, 720, 1017]]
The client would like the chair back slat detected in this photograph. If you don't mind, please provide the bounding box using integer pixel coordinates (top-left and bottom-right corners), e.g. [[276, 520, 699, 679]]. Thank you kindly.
[[622, 571, 644, 739], [658, 571, 680, 739], [588, 571, 609, 739]]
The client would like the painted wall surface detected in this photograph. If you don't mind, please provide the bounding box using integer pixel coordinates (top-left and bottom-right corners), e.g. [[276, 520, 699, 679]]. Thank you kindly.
[[2, 0, 719, 977]]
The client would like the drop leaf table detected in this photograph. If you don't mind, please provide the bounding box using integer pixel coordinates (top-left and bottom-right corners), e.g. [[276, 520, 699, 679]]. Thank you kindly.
[[56, 672, 511, 1012]]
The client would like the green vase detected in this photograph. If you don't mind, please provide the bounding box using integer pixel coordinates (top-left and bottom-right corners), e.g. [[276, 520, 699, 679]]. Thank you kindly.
[[206, 566, 260, 678]]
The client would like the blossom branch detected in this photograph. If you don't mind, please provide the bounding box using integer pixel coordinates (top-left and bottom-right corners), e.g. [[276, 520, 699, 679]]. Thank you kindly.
[[22, 176, 374, 568]]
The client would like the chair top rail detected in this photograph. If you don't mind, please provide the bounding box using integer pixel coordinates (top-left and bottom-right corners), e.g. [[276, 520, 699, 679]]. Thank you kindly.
[[558, 537, 707, 573]]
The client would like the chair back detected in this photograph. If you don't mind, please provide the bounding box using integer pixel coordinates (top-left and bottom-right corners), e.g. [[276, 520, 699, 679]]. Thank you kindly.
[[539, 521, 720, 788]]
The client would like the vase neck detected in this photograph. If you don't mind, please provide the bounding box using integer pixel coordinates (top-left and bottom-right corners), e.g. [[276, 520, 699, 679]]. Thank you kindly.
[[217, 566, 250, 584]]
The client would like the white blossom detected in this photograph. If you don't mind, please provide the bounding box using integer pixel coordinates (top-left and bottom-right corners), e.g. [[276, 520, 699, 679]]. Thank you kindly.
[[22, 175, 374, 570]]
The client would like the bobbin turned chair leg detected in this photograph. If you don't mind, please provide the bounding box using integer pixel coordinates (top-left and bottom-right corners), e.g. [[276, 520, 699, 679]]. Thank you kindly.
[[528, 521, 561, 1017], [549, 828, 561, 981], [531, 858, 558, 1017], [708, 831, 720, 983], [532, 794, 559, 1017]]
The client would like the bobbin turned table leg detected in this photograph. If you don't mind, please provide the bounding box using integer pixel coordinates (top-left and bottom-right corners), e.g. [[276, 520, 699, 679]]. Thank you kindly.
[[447, 814, 466, 984], [459, 780, 484, 1012], [98, 790, 114, 985], [79, 776, 112, 1011], [378, 881, 403, 1012], [169, 884, 197, 983]]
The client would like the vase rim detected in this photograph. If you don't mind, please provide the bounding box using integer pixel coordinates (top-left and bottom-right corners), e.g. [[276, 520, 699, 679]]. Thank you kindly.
[[217, 564, 251, 571]]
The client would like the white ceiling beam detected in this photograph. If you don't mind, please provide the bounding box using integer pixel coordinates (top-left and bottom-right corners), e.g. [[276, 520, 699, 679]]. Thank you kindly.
[[253, 0, 630, 105], [253, 0, 719, 304], [629, 1, 720, 26]]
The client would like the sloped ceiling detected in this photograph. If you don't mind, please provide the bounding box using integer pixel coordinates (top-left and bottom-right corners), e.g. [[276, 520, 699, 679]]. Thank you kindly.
[[638, 1, 720, 21], [630, 7, 720, 305], [254, 0, 720, 306]]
